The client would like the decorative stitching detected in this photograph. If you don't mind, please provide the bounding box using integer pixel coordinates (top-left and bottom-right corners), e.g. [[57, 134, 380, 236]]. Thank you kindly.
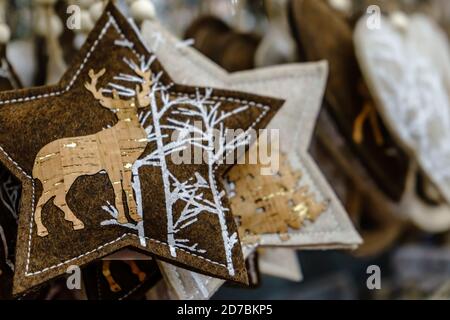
[[25, 233, 226, 276], [118, 281, 144, 300], [0, 12, 271, 278], [97, 266, 102, 300], [0, 145, 31, 179], [292, 150, 341, 234]]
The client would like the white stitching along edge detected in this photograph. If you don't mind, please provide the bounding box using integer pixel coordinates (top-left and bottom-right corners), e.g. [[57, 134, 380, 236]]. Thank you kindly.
[[0, 12, 270, 277]]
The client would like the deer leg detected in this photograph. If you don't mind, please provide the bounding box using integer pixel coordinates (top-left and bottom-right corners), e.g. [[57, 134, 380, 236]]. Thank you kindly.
[[54, 185, 85, 231], [35, 193, 51, 237], [122, 170, 141, 222], [110, 173, 127, 225]]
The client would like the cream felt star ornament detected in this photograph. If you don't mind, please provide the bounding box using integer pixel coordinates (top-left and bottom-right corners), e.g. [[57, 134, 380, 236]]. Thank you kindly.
[[140, 20, 362, 299]]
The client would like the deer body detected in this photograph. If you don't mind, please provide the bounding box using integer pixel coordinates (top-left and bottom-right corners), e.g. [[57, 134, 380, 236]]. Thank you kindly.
[[33, 68, 151, 237]]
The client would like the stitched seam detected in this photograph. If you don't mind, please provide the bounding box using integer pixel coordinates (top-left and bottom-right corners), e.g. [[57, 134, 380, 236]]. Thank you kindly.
[[294, 149, 341, 233], [0, 12, 269, 277], [97, 266, 102, 300], [25, 233, 226, 276], [118, 281, 144, 300], [23, 16, 116, 275]]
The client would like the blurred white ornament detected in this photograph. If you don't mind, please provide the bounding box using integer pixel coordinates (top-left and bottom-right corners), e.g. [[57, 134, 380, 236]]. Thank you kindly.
[[34, 13, 63, 37], [130, 0, 155, 22], [89, 1, 104, 22], [77, 0, 95, 9], [328, 0, 351, 15], [79, 9, 94, 33], [0, 23, 10, 43], [390, 11, 409, 31]]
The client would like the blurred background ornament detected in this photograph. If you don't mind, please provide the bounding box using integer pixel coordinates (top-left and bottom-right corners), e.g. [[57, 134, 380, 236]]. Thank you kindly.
[[354, 13, 450, 232], [254, 0, 298, 67], [33, 0, 66, 84], [184, 15, 261, 72]]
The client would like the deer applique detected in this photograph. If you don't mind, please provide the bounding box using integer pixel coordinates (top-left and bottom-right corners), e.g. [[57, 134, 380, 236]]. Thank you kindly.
[[33, 68, 152, 237]]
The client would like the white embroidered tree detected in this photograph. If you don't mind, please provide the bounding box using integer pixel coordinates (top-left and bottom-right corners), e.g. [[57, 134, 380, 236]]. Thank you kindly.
[[100, 53, 251, 276], [165, 89, 252, 276]]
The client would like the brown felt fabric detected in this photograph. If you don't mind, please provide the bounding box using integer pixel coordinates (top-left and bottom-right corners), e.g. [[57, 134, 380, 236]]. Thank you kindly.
[[288, 0, 409, 201], [83, 260, 161, 300], [0, 2, 282, 295]]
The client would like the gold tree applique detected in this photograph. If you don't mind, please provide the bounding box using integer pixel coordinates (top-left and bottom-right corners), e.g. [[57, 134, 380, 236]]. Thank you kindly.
[[228, 152, 327, 239]]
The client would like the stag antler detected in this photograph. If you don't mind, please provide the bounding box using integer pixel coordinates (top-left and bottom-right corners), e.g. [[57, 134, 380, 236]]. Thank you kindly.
[[135, 68, 152, 108], [85, 68, 118, 110], [85, 68, 134, 111]]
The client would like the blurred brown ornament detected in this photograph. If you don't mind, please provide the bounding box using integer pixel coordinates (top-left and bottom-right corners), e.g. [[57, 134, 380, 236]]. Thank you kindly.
[[184, 16, 261, 72]]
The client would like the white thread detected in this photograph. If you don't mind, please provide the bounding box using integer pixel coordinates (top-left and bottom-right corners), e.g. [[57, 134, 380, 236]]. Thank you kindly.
[[25, 233, 226, 276], [118, 281, 144, 300]]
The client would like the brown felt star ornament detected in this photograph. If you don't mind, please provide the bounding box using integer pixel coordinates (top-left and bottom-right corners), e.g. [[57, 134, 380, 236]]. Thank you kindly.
[[0, 2, 282, 295]]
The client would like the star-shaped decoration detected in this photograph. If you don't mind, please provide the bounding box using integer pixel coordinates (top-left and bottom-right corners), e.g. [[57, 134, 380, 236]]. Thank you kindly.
[[140, 19, 362, 299], [0, 2, 283, 295]]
